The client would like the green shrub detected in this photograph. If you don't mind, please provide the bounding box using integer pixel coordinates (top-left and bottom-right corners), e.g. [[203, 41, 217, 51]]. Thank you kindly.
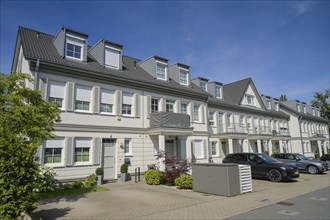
[[144, 170, 164, 185], [120, 164, 128, 173], [175, 175, 193, 189], [35, 166, 58, 192], [95, 167, 104, 175], [82, 175, 97, 188]]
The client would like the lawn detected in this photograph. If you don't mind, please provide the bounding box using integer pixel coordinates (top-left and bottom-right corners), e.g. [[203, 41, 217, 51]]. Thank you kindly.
[[36, 186, 108, 200]]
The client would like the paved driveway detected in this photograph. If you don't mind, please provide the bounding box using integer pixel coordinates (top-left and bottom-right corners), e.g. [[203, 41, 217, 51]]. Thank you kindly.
[[33, 173, 330, 219]]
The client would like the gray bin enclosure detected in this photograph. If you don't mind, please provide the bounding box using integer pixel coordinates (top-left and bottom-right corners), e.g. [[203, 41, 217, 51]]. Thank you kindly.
[[193, 163, 242, 197]]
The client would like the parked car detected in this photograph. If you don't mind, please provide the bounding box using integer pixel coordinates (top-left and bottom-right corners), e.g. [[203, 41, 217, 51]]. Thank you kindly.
[[222, 153, 299, 182], [320, 154, 330, 168], [271, 153, 327, 174]]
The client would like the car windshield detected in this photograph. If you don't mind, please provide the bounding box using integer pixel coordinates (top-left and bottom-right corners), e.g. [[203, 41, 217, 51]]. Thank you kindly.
[[296, 154, 309, 160], [258, 154, 278, 162]]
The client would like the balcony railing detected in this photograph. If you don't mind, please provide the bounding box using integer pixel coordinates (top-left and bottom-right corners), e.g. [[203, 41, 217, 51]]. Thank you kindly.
[[149, 112, 191, 129], [218, 123, 289, 136]]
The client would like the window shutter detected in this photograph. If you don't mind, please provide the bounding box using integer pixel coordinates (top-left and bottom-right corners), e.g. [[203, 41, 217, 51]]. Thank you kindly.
[[39, 78, 48, 100], [146, 95, 151, 118], [189, 103, 194, 122], [66, 82, 74, 112], [36, 144, 44, 165], [203, 140, 207, 159], [214, 111, 219, 127], [115, 90, 122, 116], [134, 93, 140, 118], [93, 138, 101, 165], [159, 98, 165, 112], [93, 86, 100, 113], [65, 137, 74, 166], [200, 105, 205, 124]]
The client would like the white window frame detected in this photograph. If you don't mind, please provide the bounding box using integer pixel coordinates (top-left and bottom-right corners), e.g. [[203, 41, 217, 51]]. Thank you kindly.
[[246, 95, 255, 106], [179, 68, 189, 85], [105, 46, 120, 69], [100, 89, 114, 114], [211, 141, 219, 156], [193, 140, 204, 159], [124, 138, 132, 156], [151, 98, 159, 113], [297, 104, 301, 112], [66, 35, 84, 61], [180, 102, 187, 114], [74, 138, 92, 165], [215, 86, 222, 99], [166, 100, 175, 113], [266, 99, 271, 109], [200, 81, 207, 91], [303, 105, 306, 113], [75, 85, 92, 112], [194, 104, 200, 122], [48, 80, 65, 109], [209, 111, 214, 126], [122, 92, 133, 116], [274, 101, 279, 111], [156, 61, 167, 81], [43, 138, 65, 167]]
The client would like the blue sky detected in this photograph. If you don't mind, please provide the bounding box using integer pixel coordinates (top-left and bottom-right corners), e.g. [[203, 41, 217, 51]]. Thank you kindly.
[[0, 0, 329, 103]]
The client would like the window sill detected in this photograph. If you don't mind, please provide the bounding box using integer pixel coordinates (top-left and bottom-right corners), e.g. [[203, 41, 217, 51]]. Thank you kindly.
[[74, 110, 93, 115], [124, 154, 133, 157], [44, 163, 65, 168], [74, 162, 92, 166], [122, 114, 134, 118], [100, 112, 115, 116]]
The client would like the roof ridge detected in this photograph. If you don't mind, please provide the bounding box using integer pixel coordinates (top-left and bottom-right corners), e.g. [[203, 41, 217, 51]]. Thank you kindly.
[[224, 77, 251, 86], [19, 26, 55, 38]]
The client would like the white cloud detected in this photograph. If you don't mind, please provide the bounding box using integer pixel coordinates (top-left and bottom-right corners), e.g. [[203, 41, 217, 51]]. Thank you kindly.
[[290, 0, 316, 15]]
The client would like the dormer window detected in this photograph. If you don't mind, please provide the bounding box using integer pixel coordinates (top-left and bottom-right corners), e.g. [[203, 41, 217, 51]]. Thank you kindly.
[[312, 108, 316, 116], [179, 69, 189, 85], [297, 104, 301, 112], [156, 62, 167, 80], [266, 99, 271, 109], [303, 105, 306, 113], [66, 35, 84, 60], [105, 46, 120, 69], [274, 101, 279, 111], [215, 86, 222, 99], [200, 81, 207, 91], [246, 95, 255, 106]]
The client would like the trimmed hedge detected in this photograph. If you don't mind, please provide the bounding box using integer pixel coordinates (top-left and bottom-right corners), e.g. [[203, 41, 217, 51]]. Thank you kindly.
[[175, 175, 193, 189], [144, 170, 164, 185]]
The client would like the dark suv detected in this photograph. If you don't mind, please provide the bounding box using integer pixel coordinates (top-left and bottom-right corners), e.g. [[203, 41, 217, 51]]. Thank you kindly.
[[272, 153, 327, 174], [223, 153, 299, 182], [320, 154, 330, 169]]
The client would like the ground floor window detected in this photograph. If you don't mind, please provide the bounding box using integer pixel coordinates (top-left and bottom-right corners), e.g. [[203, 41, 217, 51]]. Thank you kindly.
[[211, 141, 218, 156], [44, 138, 64, 164], [124, 138, 132, 156], [74, 138, 91, 163]]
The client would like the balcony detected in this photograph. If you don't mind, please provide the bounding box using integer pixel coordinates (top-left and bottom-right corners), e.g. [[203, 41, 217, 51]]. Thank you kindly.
[[225, 123, 247, 134], [149, 112, 191, 129]]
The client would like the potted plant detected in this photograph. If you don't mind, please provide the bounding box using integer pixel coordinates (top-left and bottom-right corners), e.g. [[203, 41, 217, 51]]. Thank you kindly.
[[95, 167, 104, 186], [120, 164, 129, 182]]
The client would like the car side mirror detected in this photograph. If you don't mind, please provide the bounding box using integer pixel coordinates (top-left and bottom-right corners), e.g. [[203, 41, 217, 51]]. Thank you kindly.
[[296, 158, 301, 161]]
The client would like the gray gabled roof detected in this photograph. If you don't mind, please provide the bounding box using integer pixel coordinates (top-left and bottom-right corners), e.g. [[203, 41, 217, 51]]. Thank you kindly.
[[223, 78, 251, 104], [16, 26, 209, 100]]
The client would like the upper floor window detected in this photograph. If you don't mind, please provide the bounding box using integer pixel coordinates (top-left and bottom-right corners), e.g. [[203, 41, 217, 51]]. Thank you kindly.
[[303, 105, 306, 113], [75, 85, 91, 111], [266, 99, 271, 109], [209, 111, 214, 126], [66, 36, 83, 60], [124, 138, 132, 156], [274, 101, 279, 111], [317, 110, 320, 117], [180, 102, 187, 114], [166, 100, 175, 112], [105, 47, 120, 69], [156, 62, 167, 80], [246, 95, 255, 106], [122, 92, 133, 115], [312, 108, 316, 116], [179, 69, 189, 85], [215, 86, 222, 99], [200, 81, 207, 91], [297, 104, 301, 112], [100, 89, 114, 113], [48, 81, 65, 109], [151, 98, 159, 113], [194, 104, 200, 122]]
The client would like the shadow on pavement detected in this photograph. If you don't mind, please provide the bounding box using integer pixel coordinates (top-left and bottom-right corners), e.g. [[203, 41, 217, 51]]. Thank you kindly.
[[33, 207, 71, 220]]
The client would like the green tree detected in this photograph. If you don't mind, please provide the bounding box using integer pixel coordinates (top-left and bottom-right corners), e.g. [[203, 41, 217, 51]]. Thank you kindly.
[[311, 89, 330, 122], [279, 94, 287, 101], [0, 73, 61, 219]]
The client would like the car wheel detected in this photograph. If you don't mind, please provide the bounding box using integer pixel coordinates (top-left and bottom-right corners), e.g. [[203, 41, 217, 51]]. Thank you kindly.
[[308, 165, 319, 174], [268, 169, 283, 182]]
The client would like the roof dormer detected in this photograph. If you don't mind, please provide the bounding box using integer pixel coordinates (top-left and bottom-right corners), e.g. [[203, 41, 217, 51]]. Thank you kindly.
[[89, 39, 123, 70], [169, 63, 190, 86], [138, 55, 169, 81], [208, 81, 223, 99], [192, 77, 209, 92], [53, 27, 88, 62]]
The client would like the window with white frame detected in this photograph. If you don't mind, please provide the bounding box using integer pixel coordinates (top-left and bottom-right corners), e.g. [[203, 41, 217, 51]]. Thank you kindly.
[[317, 110, 320, 117], [209, 111, 214, 126], [179, 69, 189, 85], [246, 95, 255, 106], [74, 138, 91, 163], [124, 138, 132, 156], [274, 101, 279, 111], [100, 89, 114, 113], [48, 81, 65, 108], [105, 47, 120, 69], [218, 112, 224, 132], [66, 36, 83, 60], [297, 104, 301, 112], [44, 138, 64, 164], [122, 92, 133, 115], [180, 102, 187, 114], [247, 117, 252, 129], [239, 116, 244, 127], [303, 105, 306, 113], [194, 104, 200, 121], [193, 140, 204, 159], [156, 62, 167, 80], [166, 100, 175, 112], [266, 99, 271, 109], [75, 85, 91, 111], [151, 98, 159, 113], [215, 86, 222, 99], [226, 114, 232, 127], [200, 81, 207, 91], [211, 141, 218, 156], [312, 108, 316, 116]]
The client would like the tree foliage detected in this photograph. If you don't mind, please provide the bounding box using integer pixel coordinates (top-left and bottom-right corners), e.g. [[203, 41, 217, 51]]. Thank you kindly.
[[311, 89, 330, 121], [279, 94, 287, 101], [0, 73, 61, 219]]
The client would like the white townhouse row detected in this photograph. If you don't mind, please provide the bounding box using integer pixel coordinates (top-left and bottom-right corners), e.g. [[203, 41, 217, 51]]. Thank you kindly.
[[11, 26, 329, 180]]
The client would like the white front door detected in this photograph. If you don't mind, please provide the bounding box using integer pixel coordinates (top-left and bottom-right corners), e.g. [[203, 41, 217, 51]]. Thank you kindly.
[[102, 139, 116, 180]]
